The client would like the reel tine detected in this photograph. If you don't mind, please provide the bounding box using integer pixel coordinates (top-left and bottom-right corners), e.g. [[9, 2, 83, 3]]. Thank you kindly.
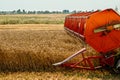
[[94, 27, 106, 33]]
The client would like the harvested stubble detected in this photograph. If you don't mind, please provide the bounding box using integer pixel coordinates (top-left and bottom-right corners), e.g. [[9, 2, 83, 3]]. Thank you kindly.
[[0, 24, 97, 71]]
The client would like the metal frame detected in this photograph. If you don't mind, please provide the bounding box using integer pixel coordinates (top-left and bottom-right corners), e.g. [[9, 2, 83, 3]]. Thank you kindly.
[[53, 27, 115, 70], [53, 47, 115, 70]]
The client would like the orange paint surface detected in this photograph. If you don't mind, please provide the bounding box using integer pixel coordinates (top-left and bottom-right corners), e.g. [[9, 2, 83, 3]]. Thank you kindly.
[[65, 9, 120, 53]]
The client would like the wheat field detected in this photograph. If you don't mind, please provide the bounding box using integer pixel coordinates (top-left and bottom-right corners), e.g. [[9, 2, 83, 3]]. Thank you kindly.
[[0, 13, 120, 79], [0, 24, 120, 80], [0, 24, 85, 71], [0, 14, 67, 24]]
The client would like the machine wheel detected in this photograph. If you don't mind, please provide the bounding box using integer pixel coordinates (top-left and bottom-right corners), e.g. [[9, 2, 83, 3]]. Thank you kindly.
[[113, 59, 120, 74]]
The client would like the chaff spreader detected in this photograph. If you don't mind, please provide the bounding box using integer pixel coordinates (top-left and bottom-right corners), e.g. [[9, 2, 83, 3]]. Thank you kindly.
[[53, 9, 120, 73]]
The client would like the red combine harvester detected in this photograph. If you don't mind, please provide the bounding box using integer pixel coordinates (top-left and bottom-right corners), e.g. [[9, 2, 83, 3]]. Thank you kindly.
[[53, 9, 120, 73]]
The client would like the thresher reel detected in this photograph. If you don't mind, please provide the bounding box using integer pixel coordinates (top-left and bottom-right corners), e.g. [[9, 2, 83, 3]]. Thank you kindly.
[[53, 9, 120, 73]]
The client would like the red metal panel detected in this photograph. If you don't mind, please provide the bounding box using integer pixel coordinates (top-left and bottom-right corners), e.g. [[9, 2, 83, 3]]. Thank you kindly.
[[64, 9, 120, 53], [64, 11, 98, 37], [85, 9, 120, 53]]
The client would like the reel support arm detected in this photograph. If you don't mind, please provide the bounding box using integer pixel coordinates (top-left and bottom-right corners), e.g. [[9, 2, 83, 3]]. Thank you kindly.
[[53, 48, 86, 66]]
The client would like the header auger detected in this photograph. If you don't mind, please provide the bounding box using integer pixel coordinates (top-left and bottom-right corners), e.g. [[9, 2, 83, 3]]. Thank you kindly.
[[53, 9, 120, 73]]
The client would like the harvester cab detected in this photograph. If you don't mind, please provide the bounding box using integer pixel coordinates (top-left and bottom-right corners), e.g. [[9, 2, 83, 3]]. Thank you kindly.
[[53, 9, 120, 73]]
